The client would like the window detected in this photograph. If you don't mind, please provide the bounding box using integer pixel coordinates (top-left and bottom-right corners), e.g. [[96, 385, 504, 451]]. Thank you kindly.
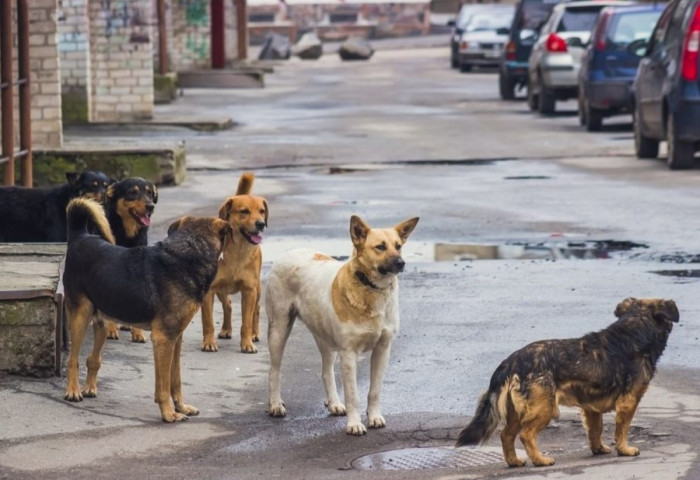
[[557, 7, 603, 33], [608, 10, 663, 49]]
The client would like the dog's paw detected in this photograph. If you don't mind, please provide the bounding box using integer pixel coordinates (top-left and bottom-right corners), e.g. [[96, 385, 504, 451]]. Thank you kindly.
[[64, 390, 83, 402], [325, 401, 346, 416], [268, 401, 287, 417], [592, 444, 611, 455], [368, 415, 386, 429], [119, 325, 131, 331], [202, 341, 219, 352], [240, 342, 258, 354], [106, 331, 120, 340], [507, 457, 527, 468], [218, 330, 232, 339], [81, 385, 97, 398], [252, 334, 260, 342], [533, 456, 555, 467], [617, 446, 640, 457], [162, 411, 189, 423], [131, 331, 147, 343], [346, 422, 367, 436], [175, 402, 199, 416]]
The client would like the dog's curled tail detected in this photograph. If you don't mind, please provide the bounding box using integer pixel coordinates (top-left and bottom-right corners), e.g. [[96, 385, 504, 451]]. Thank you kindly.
[[456, 369, 512, 447], [66, 197, 115, 245], [236, 172, 255, 195]]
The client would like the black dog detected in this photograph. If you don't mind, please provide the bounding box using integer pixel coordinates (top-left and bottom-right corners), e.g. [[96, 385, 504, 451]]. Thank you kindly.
[[62, 198, 232, 422], [0, 171, 113, 242], [102, 177, 158, 342]]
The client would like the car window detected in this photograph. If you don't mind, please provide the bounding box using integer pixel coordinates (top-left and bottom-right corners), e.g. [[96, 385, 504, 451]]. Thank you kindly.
[[557, 7, 603, 33], [647, 1, 676, 53], [608, 10, 664, 48], [513, 0, 560, 30], [666, 0, 694, 44], [465, 12, 514, 32]]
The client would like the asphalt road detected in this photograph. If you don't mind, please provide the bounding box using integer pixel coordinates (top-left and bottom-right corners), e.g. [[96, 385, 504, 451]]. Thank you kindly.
[[2, 47, 699, 479]]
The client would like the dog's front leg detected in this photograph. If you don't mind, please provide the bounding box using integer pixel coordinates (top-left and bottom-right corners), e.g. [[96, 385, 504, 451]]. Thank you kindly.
[[151, 323, 186, 422], [339, 350, 366, 435], [614, 387, 647, 456], [171, 332, 199, 417], [240, 287, 258, 353], [201, 289, 219, 352], [367, 336, 392, 428]]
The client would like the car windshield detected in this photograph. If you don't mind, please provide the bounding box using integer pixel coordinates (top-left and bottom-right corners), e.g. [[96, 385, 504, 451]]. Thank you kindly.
[[514, 0, 560, 31], [465, 12, 513, 32], [607, 10, 663, 48], [558, 7, 604, 33]]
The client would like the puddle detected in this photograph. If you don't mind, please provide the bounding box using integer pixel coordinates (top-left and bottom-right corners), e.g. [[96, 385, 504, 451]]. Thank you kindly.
[[631, 252, 700, 263], [261, 239, 647, 263], [503, 175, 551, 180], [651, 270, 700, 278]]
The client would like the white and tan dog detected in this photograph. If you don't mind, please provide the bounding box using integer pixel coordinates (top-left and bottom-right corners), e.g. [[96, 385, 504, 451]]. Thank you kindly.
[[265, 215, 419, 435]]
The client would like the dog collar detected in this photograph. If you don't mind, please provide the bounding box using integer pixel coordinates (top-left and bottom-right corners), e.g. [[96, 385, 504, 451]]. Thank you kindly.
[[355, 270, 381, 290]]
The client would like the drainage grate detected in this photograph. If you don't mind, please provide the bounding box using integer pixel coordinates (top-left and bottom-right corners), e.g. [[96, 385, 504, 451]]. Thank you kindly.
[[351, 447, 505, 471]]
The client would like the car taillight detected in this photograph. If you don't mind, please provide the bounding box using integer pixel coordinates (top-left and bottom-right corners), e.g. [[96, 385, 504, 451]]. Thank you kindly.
[[681, 5, 700, 81], [594, 10, 612, 52], [546, 33, 568, 53], [505, 41, 516, 60]]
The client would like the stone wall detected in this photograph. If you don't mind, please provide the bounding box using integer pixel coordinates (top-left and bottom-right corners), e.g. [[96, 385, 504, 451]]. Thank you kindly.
[[57, 0, 90, 123], [88, 0, 154, 121]]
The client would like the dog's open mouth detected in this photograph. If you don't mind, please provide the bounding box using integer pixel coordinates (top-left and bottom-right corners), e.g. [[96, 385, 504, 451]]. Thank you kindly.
[[240, 228, 263, 245], [130, 209, 152, 227]]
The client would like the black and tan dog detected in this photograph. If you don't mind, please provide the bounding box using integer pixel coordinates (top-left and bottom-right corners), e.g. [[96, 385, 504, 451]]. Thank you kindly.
[[0, 170, 113, 242], [62, 198, 231, 422], [197, 172, 267, 353], [456, 298, 679, 467], [101, 177, 158, 343]]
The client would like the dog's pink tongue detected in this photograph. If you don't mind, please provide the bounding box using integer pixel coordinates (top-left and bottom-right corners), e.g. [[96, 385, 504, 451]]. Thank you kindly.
[[138, 214, 151, 227], [250, 233, 262, 244]]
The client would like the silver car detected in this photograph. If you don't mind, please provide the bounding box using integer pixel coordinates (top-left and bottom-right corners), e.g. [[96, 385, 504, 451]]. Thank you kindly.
[[457, 7, 515, 72], [527, 0, 632, 114]]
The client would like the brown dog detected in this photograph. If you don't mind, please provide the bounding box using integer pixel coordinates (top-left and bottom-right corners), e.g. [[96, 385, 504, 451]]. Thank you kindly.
[[456, 298, 679, 467], [200, 172, 267, 353], [63, 199, 231, 422]]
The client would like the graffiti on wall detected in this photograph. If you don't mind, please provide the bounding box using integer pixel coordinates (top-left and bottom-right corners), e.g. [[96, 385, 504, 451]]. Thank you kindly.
[[178, 0, 209, 60], [99, 0, 151, 42]]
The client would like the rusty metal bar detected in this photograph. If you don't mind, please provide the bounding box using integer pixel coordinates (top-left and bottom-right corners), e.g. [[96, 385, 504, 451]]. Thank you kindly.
[[1, 0, 15, 186], [17, 0, 31, 187], [235, 0, 248, 60], [157, 0, 168, 75]]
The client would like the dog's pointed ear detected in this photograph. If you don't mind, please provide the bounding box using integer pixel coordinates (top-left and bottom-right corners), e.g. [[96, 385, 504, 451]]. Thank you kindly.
[[167, 218, 183, 236], [350, 215, 370, 248], [654, 300, 679, 324], [395, 217, 419, 243], [614, 297, 637, 318], [105, 184, 116, 202], [263, 199, 269, 227], [66, 172, 80, 186], [151, 184, 158, 204], [218, 198, 233, 220], [108, 177, 117, 185]]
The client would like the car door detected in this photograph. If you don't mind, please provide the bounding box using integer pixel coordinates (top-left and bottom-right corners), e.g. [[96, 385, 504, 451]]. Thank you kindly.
[[636, 1, 676, 135]]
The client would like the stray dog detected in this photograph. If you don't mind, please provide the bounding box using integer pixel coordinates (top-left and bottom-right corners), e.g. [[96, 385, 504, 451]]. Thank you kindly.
[[0, 170, 113, 242], [266, 215, 419, 435], [62, 198, 231, 422], [102, 177, 158, 343], [199, 172, 267, 353], [456, 298, 679, 467]]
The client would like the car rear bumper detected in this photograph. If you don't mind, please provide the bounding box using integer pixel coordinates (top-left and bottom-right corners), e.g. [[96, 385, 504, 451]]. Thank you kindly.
[[541, 54, 578, 88], [502, 61, 529, 82], [673, 98, 700, 142], [459, 52, 502, 67], [588, 80, 633, 111]]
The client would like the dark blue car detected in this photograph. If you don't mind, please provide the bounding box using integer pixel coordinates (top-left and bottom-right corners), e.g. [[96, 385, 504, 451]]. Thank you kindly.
[[578, 4, 665, 131], [633, 0, 700, 169]]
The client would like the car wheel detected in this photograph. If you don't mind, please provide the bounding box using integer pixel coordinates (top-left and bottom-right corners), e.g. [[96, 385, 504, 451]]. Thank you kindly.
[[538, 83, 556, 115], [578, 93, 586, 126], [585, 99, 603, 132], [633, 106, 659, 159], [499, 73, 516, 100], [451, 51, 458, 69], [460, 63, 472, 73], [667, 114, 695, 170], [527, 81, 538, 111]]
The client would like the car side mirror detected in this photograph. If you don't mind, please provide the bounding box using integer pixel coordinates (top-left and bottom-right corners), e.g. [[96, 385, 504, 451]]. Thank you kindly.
[[519, 29, 536, 43], [627, 38, 649, 57], [447, 19, 456, 27]]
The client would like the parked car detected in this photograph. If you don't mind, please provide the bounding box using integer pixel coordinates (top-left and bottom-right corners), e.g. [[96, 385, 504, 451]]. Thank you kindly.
[[578, 4, 665, 131], [527, 0, 633, 114], [632, 0, 700, 169], [450, 4, 509, 69], [499, 0, 564, 100], [457, 7, 516, 72]]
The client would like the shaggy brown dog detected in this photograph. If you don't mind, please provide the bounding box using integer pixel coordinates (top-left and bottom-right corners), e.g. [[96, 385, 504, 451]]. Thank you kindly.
[[456, 298, 679, 467], [62, 198, 231, 422], [196, 172, 267, 353]]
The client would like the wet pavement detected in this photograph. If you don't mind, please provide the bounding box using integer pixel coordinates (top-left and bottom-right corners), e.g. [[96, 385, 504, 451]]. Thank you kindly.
[[2, 47, 700, 479]]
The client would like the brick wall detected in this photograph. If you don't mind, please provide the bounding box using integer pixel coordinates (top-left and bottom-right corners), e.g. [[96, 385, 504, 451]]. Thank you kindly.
[[89, 0, 154, 121], [57, 0, 90, 124], [30, 0, 63, 148]]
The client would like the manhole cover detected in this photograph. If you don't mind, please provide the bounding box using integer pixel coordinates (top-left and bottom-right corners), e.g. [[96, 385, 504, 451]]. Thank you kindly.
[[351, 446, 506, 471]]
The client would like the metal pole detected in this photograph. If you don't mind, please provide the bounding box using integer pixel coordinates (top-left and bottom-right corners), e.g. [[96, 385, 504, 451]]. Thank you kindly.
[[235, 0, 248, 60], [18, 0, 32, 187], [157, 0, 168, 75], [1, 0, 15, 186]]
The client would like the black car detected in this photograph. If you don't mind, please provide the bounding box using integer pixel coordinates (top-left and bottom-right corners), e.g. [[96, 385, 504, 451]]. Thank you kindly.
[[499, 0, 562, 99], [632, 0, 700, 169]]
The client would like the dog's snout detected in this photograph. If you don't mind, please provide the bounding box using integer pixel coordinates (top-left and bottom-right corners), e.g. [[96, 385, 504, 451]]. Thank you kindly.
[[393, 257, 405, 272], [146, 203, 155, 214], [255, 220, 266, 231]]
